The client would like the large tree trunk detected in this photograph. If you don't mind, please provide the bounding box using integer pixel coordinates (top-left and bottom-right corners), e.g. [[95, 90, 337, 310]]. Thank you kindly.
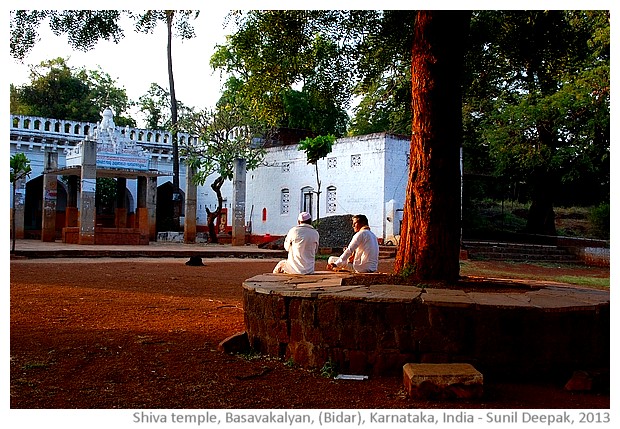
[[526, 167, 557, 235], [394, 11, 470, 283], [526, 121, 557, 236]]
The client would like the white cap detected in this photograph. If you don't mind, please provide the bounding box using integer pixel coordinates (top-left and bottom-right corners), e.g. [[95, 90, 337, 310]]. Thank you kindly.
[[298, 212, 312, 222]]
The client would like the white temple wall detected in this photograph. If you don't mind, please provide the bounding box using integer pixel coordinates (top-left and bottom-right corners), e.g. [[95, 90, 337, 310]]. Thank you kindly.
[[235, 133, 410, 239], [10, 114, 410, 240]]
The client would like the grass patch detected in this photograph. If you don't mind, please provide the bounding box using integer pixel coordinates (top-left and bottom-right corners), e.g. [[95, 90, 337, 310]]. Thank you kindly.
[[23, 362, 50, 370], [552, 276, 609, 288], [459, 261, 609, 289]]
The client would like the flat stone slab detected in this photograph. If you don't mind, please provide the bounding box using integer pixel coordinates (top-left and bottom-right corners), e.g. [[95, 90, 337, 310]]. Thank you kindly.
[[403, 363, 483, 400]]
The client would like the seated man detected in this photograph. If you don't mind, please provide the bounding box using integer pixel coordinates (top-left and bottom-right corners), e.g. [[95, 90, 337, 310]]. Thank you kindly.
[[273, 212, 320, 274], [326, 214, 379, 273]]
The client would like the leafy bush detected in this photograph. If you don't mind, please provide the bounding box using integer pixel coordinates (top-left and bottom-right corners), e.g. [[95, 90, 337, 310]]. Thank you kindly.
[[589, 203, 610, 239]]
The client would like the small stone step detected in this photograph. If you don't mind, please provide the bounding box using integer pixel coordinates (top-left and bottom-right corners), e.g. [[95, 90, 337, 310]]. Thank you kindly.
[[379, 245, 396, 259], [403, 363, 483, 400]]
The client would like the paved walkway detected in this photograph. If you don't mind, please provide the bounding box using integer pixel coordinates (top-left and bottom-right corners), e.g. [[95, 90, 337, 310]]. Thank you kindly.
[[9, 239, 287, 260]]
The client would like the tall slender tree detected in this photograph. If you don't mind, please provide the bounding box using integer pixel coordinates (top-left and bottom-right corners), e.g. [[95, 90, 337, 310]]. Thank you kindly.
[[10, 153, 32, 253], [133, 10, 199, 230], [298, 134, 335, 222], [10, 9, 200, 231]]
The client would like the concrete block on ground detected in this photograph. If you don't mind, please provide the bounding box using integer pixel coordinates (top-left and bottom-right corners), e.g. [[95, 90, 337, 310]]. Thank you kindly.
[[218, 331, 250, 354], [564, 369, 610, 393], [403, 363, 483, 400]]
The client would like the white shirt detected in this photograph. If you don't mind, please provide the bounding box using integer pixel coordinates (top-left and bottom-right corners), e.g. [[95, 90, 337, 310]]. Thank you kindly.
[[283, 223, 320, 274], [333, 227, 379, 273]]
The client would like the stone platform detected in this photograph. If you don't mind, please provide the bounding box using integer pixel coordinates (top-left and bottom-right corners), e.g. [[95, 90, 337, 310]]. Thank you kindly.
[[242, 272, 609, 381]]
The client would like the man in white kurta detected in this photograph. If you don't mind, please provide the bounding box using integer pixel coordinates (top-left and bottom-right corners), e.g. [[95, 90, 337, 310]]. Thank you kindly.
[[326, 214, 379, 273], [273, 212, 320, 274]]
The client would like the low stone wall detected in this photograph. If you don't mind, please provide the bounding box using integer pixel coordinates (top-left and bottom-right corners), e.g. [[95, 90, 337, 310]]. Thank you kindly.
[[572, 247, 610, 267], [242, 273, 609, 381], [63, 227, 149, 245]]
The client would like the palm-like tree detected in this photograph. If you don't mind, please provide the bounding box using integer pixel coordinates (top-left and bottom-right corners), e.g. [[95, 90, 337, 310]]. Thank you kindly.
[[10, 153, 32, 253]]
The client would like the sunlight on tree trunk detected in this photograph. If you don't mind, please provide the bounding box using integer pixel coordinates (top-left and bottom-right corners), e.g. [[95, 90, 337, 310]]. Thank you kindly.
[[394, 11, 470, 283]]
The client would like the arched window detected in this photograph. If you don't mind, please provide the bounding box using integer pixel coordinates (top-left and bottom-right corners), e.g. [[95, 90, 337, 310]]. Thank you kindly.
[[327, 186, 337, 213], [262, 208, 267, 222], [281, 189, 290, 215]]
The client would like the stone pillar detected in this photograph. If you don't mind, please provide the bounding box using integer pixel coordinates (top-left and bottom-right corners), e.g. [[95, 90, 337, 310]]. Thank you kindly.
[[384, 199, 396, 244], [147, 176, 158, 241], [12, 175, 27, 239], [65, 175, 79, 227], [136, 176, 149, 238], [115, 177, 127, 228], [231, 158, 246, 246], [184, 164, 197, 243], [79, 139, 97, 244], [41, 150, 58, 242]]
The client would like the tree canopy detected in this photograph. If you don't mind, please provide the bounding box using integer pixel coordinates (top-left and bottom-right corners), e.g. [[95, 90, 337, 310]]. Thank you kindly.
[[464, 10, 610, 233], [10, 57, 135, 126], [211, 10, 358, 136], [180, 80, 268, 242]]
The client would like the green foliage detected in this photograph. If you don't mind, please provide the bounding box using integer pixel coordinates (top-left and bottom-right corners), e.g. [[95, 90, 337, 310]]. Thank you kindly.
[[10, 10, 125, 61], [95, 178, 117, 215], [588, 203, 610, 240], [211, 11, 356, 133], [298, 135, 335, 165], [131, 10, 199, 40], [459, 261, 609, 289], [10, 153, 32, 252], [10, 57, 135, 125], [181, 104, 267, 186], [398, 263, 417, 280], [349, 11, 415, 136], [138, 83, 194, 130], [464, 11, 610, 225], [320, 359, 339, 378], [283, 88, 348, 137], [10, 153, 32, 185], [462, 198, 607, 240]]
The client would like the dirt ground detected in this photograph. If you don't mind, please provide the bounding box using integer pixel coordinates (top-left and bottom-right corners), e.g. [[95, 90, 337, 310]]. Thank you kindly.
[[10, 256, 610, 409]]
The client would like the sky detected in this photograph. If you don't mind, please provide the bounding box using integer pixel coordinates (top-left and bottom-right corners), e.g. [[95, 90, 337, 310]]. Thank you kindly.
[[8, 8, 232, 127]]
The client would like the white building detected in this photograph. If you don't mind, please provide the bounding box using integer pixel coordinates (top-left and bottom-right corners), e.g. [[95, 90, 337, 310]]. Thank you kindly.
[[9, 112, 409, 243], [245, 133, 408, 243]]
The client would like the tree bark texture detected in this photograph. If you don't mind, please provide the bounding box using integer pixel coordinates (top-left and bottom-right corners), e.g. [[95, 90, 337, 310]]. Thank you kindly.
[[206, 176, 225, 243], [394, 11, 470, 283]]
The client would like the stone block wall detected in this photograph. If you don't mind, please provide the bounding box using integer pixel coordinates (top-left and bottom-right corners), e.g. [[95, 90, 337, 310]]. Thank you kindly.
[[242, 274, 610, 381]]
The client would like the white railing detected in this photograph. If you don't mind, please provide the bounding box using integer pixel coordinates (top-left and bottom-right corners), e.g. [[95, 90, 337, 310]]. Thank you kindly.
[[10, 114, 198, 147]]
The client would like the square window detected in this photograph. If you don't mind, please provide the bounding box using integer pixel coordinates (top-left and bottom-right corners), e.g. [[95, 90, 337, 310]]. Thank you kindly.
[[351, 154, 361, 167]]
